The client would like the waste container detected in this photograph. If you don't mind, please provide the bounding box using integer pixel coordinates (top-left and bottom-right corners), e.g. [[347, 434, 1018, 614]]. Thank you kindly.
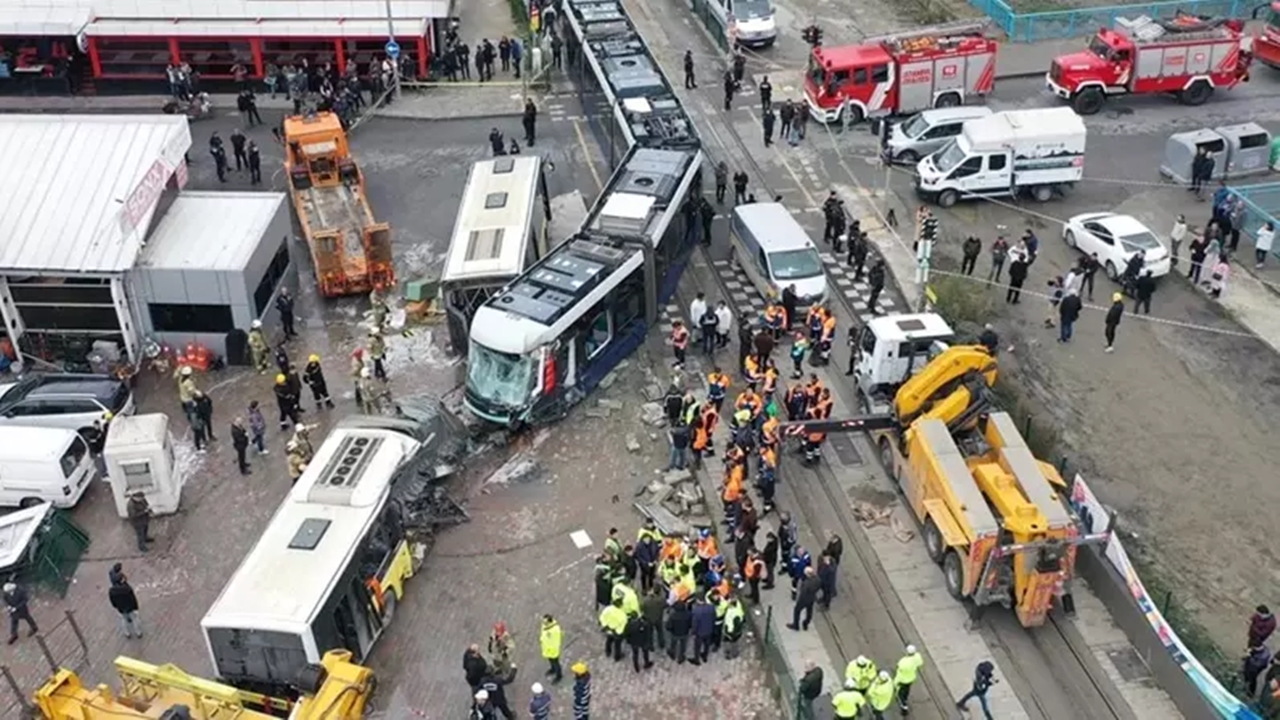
[[1215, 123, 1273, 179], [1159, 128, 1227, 184]]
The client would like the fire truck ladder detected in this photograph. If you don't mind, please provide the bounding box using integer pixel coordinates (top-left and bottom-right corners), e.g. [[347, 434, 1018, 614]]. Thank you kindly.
[[865, 19, 992, 47], [1116, 14, 1234, 43]]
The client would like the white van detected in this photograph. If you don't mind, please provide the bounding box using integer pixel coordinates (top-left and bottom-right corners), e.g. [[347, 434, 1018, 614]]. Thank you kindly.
[[883, 106, 993, 165], [730, 202, 828, 308], [0, 426, 98, 509]]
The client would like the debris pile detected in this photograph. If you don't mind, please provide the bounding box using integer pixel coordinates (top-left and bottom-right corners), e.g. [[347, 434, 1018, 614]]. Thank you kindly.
[[633, 466, 711, 538]]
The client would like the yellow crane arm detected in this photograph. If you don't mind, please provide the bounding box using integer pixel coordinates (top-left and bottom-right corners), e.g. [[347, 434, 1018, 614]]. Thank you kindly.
[[894, 344, 997, 427]]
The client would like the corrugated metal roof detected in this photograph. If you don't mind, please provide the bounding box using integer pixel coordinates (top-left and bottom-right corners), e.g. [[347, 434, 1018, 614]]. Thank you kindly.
[[0, 115, 191, 275], [138, 191, 286, 272], [87, 17, 430, 38], [0, 5, 91, 35]]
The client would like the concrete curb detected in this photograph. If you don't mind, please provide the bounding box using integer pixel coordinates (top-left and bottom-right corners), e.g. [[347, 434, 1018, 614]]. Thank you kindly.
[[373, 108, 528, 121]]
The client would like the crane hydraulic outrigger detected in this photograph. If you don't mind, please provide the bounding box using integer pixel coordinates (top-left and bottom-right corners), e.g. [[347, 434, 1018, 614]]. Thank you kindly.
[[781, 313, 1108, 628], [32, 649, 372, 720]]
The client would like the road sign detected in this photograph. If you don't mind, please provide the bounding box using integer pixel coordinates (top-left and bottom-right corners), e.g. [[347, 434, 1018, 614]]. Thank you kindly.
[[385, 40, 401, 59]]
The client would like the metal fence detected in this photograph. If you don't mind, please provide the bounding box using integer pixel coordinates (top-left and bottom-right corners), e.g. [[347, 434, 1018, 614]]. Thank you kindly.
[[1, 609, 90, 717], [1227, 182, 1280, 257], [759, 605, 803, 719], [967, 0, 1251, 42]]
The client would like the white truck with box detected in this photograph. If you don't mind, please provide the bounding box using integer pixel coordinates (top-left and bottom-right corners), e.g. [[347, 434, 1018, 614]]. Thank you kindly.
[[915, 107, 1086, 208]]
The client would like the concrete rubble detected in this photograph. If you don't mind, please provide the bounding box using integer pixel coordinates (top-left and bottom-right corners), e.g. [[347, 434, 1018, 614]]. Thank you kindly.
[[633, 462, 711, 537]]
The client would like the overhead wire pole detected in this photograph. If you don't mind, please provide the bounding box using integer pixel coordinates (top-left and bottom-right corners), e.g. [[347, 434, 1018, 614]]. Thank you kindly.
[[384, 0, 402, 101]]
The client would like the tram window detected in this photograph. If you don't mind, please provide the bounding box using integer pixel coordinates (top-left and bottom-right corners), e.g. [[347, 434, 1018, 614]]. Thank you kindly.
[[585, 310, 611, 359], [177, 40, 253, 78], [614, 275, 644, 330]]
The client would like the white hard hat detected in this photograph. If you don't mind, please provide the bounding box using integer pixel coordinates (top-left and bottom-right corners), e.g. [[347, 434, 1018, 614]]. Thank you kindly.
[[361, 367, 371, 378], [844, 678, 856, 690], [295, 423, 307, 432], [474, 689, 489, 701], [286, 440, 298, 451], [531, 682, 544, 694], [906, 644, 917, 654], [180, 366, 193, 376], [856, 655, 870, 666], [879, 671, 891, 680], [252, 319, 263, 328]]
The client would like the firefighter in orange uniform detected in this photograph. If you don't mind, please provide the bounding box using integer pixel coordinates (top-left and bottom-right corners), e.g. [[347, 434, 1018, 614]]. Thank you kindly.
[[804, 388, 834, 465]]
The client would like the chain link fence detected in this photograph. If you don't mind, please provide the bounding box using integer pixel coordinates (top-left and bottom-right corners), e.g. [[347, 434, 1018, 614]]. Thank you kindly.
[[967, 0, 1250, 42], [1227, 183, 1280, 259]]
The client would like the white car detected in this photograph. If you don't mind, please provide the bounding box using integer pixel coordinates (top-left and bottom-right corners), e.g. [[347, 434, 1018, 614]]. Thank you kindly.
[[1061, 212, 1172, 281]]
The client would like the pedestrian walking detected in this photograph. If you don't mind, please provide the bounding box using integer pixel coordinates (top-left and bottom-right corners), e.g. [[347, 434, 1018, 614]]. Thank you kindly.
[[367, 328, 388, 381], [989, 233, 1009, 282], [866, 260, 886, 313], [788, 565, 820, 630], [126, 491, 153, 552], [523, 99, 538, 146], [762, 105, 776, 146], [465, 644, 490, 693], [848, 230, 868, 279], [780, 100, 794, 140], [666, 598, 692, 663], [961, 235, 981, 275], [832, 679, 867, 719], [599, 599, 627, 661], [955, 660, 998, 720], [758, 75, 772, 110], [1057, 291, 1082, 343], [1256, 221, 1275, 268], [499, 36, 511, 72], [108, 565, 143, 639], [1006, 254, 1028, 304], [478, 673, 515, 720], [626, 612, 654, 672], [714, 161, 728, 204], [231, 417, 251, 474], [683, 50, 696, 88], [723, 69, 736, 111], [1209, 254, 1230, 298], [193, 390, 215, 441], [529, 683, 552, 720], [1246, 644, 1273, 698], [690, 595, 717, 664], [275, 287, 297, 338], [1169, 214, 1187, 268], [722, 594, 745, 659], [895, 644, 925, 713], [733, 171, 748, 204], [816, 553, 837, 609], [572, 662, 592, 720], [551, 34, 563, 70], [795, 100, 809, 141], [1190, 146, 1214, 199], [3, 582, 38, 644], [1229, 196, 1247, 251], [1134, 270, 1155, 314], [732, 49, 746, 84], [797, 660, 824, 720], [244, 90, 263, 125], [1103, 292, 1125, 352], [303, 354, 335, 409], [866, 671, 895, 719]]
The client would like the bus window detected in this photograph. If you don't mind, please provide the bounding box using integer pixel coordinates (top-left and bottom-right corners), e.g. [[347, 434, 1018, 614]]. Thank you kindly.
[[585, 309, 611, 358]]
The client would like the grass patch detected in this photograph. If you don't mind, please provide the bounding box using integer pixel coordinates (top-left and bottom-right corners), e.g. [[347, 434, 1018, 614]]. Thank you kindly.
[[931, 272, 1242, 691], [902, 0, 958, 25]]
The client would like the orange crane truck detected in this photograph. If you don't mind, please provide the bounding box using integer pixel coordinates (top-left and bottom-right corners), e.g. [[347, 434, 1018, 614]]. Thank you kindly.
[[283, 112, 395, 298], [784, 313, 1109, 628]]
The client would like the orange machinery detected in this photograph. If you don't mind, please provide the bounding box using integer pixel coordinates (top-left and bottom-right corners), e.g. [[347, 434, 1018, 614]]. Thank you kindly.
[[282, 112, 395, 298]]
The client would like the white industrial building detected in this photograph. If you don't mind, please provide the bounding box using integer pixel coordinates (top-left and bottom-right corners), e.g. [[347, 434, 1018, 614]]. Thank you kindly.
[[0, 114, 295, 370]]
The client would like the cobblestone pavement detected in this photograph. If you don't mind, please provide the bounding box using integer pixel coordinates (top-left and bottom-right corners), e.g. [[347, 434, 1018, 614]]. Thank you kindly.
[[370, 348, 782, 719]]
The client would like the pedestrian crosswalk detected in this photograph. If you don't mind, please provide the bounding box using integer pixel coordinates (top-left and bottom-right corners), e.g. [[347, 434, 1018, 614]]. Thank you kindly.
[[708, 255, 895, 326]]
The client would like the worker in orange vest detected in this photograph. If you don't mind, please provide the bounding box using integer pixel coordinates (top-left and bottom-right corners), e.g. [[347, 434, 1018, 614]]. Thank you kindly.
[[758, 444, 778, 514], [806, 305, 827, 344], [722, 461, 744, 533], [761, 414, 780, 451], [784, 382, 808, 421], [804, 388, 834, 465], [761, 359, 780, 398], [803, 374, 824, 413], [692, 403, 718, 464], [706, 368, 731, 414], [743, 353, 762, 384], [671, 320, 690, 369], [735, 385, 762, 419], [695, 528, 719, 579], [764, 303, 787, 339], [743, 547, 767, 604], [816, 310, 837, 366]]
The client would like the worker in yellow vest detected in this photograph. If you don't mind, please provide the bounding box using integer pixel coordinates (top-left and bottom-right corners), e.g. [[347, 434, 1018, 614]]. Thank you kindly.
[[612, 579, 640, 617], [831, 678, 866, 719], [598, 600, 628, 661], [540, 614, 563, 683], [866, 670, 896, 719], [845, 655, 878, 692], [895, 644, 925, 713]]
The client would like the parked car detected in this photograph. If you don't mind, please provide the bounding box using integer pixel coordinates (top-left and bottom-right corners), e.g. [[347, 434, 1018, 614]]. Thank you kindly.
[[1062, 212, 1172, 281], [0, 373, 134, 434]]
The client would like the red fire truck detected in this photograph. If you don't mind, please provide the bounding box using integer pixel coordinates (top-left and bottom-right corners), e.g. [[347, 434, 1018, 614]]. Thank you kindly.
[[1254, 2, 1280, 69], [1045, 13, 1252, 115], [804, 20, 998, 125]]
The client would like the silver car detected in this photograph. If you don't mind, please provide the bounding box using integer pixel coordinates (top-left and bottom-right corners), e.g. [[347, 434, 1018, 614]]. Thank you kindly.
[[0, 373, 135, 433], [883, 106, 992, 165]]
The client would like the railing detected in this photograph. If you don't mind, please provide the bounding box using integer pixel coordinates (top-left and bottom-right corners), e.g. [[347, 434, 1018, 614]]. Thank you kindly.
[[967, 0, 1251, 42], [1226, 182, 1280, 259], [1, 609, 90, 716], [759, 605, 804, 719]]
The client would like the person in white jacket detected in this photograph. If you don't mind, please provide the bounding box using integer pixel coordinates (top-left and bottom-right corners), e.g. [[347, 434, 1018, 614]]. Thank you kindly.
[[1255, 221, 1275, 269], [1169, 215, 1187, 268], [689, 292, 708, 345], [715, 301, 734, 349]]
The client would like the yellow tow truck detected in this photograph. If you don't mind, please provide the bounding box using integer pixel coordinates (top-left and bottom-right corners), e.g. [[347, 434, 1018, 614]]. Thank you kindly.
[[786, 312, 1108, 628], [33, 650, 372, 720]]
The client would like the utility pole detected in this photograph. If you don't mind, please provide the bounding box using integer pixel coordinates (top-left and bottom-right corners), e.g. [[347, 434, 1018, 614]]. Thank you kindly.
[[916, 209, 937, 311], [384, 0, 402, 101]]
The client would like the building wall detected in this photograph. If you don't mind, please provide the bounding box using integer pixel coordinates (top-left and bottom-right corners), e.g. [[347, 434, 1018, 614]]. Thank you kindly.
[[130, 200, 295, 359]]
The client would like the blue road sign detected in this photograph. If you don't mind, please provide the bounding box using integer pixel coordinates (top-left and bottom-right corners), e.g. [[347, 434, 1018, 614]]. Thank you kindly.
[[385, 40, 401, 59]]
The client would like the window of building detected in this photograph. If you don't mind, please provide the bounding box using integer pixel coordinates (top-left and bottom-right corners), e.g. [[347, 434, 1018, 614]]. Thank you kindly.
[[149, 303, 235, 333], [94, 38, 172, 77], [176, 39, 254, 78], [9, 278, 114, 305], [254, 238, 292, 316], [262, 39, 338, 68], [17, 305, 120, 331], [341, 39, 391, 76]]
